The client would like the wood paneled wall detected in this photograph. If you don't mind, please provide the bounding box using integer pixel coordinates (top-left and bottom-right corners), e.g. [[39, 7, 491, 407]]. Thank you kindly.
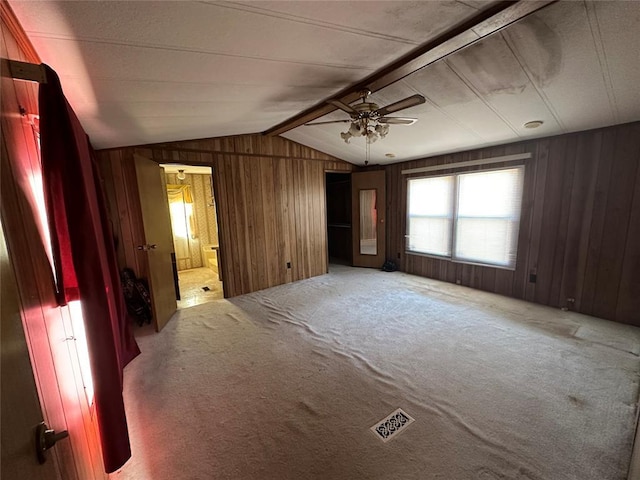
[[96, 148, 149, 280], [96, 135, 352, 297], [1, 4, 106, 478], [385, 122, 640, 326]]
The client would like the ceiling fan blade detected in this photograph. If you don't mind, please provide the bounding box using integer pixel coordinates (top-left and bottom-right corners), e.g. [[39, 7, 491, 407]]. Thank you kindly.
[[304, 119, 351, 126], [327, 99, 358, 116], [375, 94, 426, 116], [377, 117, 418, 125]]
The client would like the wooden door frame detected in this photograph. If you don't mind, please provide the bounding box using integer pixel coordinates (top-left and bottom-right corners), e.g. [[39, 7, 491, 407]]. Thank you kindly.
[[157, 159, 227, 297], [351, 170, 386, 268], [324, 170, 353, 269]]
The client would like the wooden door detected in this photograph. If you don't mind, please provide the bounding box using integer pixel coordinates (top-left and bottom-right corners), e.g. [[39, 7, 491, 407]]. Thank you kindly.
[[1, 223, 61, 480], [134, 154, 177, 331], [352, 170, 386, 268]]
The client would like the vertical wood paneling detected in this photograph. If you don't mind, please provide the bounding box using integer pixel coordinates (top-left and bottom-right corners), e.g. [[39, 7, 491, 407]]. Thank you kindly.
[[97, 135, 352, 298], [560, 132, 602, 311], [96, 149, 148, 281], [261, 159, 278, 286], [250, 157, 266, 288], [579, 129, 617, 314], [548, 136, 578, 307], [97, 153, 123, 267], [1, 9, 106, 478], [125, 151, 149, 277], [385, 122, 640, 325], [535, 136, 568, 306], [276, 156, 294, 285], [617, 159, 640, 321], [292, 160, 304, 279], [591, 124, 640, 320]]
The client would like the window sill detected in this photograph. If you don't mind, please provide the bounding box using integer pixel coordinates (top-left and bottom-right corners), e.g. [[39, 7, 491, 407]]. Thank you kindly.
[[405, 251, 516, 271]]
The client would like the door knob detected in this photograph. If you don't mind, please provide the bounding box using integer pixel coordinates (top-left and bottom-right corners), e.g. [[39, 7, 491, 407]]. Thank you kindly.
[[35, 422, 69, 464]]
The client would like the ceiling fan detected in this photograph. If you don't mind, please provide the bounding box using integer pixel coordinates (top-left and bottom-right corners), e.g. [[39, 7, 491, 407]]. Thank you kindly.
[[305, 89, 426, 143]]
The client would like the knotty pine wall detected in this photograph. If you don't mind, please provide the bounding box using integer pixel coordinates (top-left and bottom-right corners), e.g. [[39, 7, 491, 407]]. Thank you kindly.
[[385, 121, 640, 326], [96, 135, 352, 298]]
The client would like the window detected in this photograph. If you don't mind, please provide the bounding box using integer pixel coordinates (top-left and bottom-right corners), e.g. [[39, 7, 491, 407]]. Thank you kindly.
[[406, 166, 524, 269]]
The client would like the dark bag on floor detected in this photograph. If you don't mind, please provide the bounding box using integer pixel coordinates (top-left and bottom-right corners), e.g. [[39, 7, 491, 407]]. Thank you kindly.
[[382, 260, 397, 272], [121, 268, 153, 326]]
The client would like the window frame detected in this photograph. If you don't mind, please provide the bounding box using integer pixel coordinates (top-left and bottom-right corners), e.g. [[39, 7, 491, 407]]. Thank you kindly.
[[405, 164, 525, 271]]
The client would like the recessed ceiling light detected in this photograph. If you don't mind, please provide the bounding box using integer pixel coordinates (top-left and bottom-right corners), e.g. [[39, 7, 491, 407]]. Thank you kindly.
[[524, 120, 544, 129], [385, 153, 396, 158]]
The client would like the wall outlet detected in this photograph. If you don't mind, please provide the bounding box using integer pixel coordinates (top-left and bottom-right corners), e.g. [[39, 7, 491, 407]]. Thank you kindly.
[[529, 273, 537, 283], [286, 262, 291, 269]]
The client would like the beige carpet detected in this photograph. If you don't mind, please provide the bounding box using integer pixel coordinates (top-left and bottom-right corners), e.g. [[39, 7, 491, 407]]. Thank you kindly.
[[111, 265, 640, 480]]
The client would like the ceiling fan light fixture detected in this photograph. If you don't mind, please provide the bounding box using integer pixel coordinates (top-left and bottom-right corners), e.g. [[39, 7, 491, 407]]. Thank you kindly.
[[349, 122, 363, 137], [331, 90, 424, 145], [375, 123, 389, 138]]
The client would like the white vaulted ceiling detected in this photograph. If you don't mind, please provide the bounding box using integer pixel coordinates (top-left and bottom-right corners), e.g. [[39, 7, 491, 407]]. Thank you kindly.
[[8, 1, 640, 165]]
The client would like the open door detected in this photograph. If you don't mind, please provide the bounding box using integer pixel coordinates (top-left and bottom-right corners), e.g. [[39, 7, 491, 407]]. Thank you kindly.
[[134, 154, 177, 331], [352, 170, 386, 268]]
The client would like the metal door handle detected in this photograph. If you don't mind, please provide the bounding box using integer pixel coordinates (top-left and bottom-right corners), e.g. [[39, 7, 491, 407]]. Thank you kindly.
[[136, 244, 157, 251], [36, 422, 69, 464]]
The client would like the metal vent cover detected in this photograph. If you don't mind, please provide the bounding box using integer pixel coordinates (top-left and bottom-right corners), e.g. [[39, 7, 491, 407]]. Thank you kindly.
[[370, 408, 415, 443]]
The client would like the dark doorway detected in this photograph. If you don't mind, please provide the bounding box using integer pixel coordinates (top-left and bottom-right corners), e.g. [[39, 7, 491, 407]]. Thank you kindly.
[[326, 172, 352, 265]]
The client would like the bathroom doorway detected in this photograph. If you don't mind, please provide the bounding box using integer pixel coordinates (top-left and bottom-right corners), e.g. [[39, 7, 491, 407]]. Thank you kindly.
[[161, 164, 223, 308]]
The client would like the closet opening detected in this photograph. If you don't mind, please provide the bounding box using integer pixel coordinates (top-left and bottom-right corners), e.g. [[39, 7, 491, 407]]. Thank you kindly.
[[326, 172, 352, 266]]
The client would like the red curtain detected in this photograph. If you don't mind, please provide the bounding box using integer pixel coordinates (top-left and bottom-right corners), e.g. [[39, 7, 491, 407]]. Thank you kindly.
[[39, 65, 140, 473]]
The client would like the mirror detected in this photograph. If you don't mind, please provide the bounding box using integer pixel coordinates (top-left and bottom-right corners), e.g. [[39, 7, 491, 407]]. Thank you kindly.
[[359, 189, 377, 255]]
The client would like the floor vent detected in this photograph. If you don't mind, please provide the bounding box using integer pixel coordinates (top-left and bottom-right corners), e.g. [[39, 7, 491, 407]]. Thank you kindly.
[[370, 408, 415, 443]]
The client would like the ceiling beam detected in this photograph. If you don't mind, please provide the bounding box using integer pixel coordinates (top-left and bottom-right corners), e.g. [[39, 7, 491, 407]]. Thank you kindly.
[[262, 0, 556, 137]]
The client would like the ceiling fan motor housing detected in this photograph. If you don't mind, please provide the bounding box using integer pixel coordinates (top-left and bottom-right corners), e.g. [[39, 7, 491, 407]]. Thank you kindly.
[[353, 102, 379, 116]]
